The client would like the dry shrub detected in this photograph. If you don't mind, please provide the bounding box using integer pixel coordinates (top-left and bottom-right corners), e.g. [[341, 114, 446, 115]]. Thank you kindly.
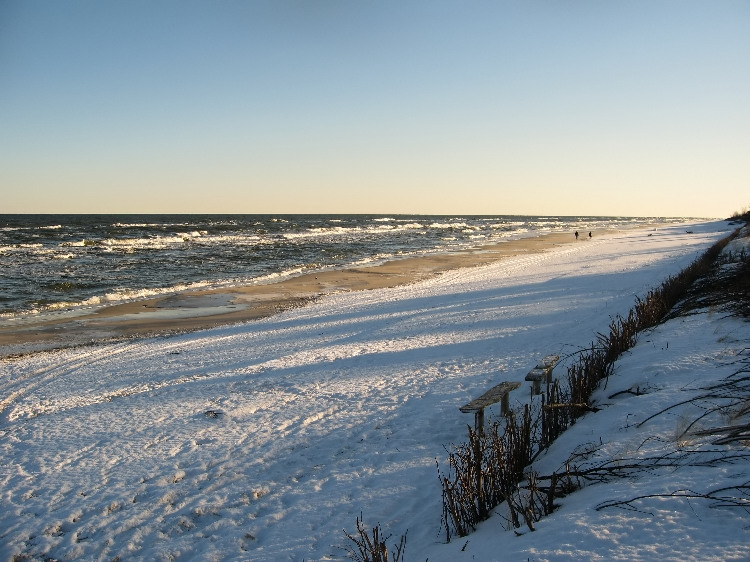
[[440, 407, 534, 541], [540, 381, 572, 449], [344, 515, 406, 562], [568, 345, 612, 410]]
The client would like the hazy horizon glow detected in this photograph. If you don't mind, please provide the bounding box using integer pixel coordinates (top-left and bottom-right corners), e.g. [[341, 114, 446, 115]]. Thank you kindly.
[[1, 1, 748, 217]]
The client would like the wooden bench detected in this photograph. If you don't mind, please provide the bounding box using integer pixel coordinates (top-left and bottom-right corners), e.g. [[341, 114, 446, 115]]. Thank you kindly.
[[459, 381, 522, 433], [525, 354, 560, 395]]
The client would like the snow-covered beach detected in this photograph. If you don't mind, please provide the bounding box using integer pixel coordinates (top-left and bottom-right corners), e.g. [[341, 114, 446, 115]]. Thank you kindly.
[[2, 220, 748, 561]]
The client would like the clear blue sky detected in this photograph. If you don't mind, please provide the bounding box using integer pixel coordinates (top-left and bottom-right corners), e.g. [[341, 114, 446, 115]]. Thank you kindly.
[[1, 1, 748, 216]]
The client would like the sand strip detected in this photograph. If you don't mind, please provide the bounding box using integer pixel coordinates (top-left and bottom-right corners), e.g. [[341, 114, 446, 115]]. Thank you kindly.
[[0, 232, 583, 357]]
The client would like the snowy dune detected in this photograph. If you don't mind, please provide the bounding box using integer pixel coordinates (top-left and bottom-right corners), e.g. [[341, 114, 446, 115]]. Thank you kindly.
[[1, 221, 747, 561]]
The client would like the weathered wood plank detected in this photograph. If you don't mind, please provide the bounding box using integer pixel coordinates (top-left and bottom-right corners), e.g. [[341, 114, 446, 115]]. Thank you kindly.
[[538, 354, 560, 368], [525, 367, 549, 382], [525, 355, 561, 395], [459, 380, 522, 433], [459, 381, 522, 412]]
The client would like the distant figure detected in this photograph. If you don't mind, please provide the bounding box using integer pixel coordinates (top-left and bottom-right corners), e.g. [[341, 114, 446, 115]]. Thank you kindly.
[[574, 231, 579, 240], [588, 231, 592, 238]]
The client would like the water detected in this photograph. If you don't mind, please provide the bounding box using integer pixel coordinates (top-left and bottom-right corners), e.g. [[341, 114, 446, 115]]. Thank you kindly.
[[0, 214, 681, 319]]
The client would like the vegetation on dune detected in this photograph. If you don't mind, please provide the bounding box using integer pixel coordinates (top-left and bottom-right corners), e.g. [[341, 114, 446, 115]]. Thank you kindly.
[[347, 217, 750, 559], [437, 221, 750, 543]]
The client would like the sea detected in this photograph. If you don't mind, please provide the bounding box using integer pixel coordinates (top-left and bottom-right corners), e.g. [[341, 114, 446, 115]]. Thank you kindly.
[[0, 214, 686, 321]]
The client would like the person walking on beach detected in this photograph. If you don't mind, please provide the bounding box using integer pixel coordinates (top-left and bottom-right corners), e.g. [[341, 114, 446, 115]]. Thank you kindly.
[[589, 231, 592, 238], [574, 231, 579, 240]]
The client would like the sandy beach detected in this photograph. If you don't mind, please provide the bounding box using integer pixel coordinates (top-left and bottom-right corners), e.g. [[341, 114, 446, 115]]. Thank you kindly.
[[0, 231, 579, 357]]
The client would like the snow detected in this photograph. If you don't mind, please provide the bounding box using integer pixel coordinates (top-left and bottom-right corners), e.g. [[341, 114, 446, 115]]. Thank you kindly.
[[2, 221, 748, 561]]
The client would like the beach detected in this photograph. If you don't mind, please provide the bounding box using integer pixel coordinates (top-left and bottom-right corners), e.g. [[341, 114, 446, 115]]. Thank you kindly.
[[2, 220, 748, 561], [0, 231, 578, 358]]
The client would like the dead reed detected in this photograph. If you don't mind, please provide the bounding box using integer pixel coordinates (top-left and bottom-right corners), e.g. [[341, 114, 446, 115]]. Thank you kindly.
[[343, 515, 406, 562]]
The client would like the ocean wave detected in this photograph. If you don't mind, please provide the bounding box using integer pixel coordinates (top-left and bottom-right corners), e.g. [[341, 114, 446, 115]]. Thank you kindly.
[[281, 222, 425, 241], [429, 222, 471, 229], [0, 214, 696, 317], [2, 279, 232, 319]]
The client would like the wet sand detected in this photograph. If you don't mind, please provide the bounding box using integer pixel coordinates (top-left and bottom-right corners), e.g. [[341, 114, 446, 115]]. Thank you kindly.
[[0, 232, 583, 357]]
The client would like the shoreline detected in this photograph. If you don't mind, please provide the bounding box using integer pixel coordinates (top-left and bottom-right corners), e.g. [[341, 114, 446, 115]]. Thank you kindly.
[[0, 231, 587, 358]]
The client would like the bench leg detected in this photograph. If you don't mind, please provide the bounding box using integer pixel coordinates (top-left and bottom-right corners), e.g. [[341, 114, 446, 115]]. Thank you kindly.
[[532, 379, 541, 396], [474, 409, 485, 434], [501, 392, 510, 416]]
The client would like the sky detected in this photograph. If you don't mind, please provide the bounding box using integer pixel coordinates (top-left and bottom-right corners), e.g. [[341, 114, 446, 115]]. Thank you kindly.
[[1, 1, 748, 217]]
